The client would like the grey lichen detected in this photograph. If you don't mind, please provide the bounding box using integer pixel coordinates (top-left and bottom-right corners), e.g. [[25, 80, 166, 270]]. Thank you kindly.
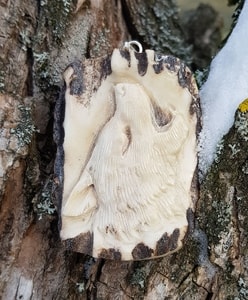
[[33, 51, 52, 89], [36, 193, 56, 219], [125, 0, 192, 64], [241, 161, 248, 174], [198, 134, 244, 244], [34, 51, 49, 65], [235, 110, 248, 141], [0, 58, 6, 93], [197, 99, 248, 297], [130, 267, 147, 289], [10, 105, 36, 148], [34, 178, 56, 220], [205, 185, 233, 246], [194, 68, 209, 88], [45, 0, 74, 44], [89, 28, 112, 58], [82, 256, 95, 280], [129, 261, 155, 292], [76, 282, 85, 293], [228, 0, 245, 34], [214, 138, 224, 164], [228, 143, 241, 158], [237, 277, 248, 300], [19, 29, 32, 51], [0, 70, 4, 92]]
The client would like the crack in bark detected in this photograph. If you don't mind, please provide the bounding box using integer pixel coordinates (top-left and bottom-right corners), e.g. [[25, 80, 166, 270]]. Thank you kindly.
[[86, 258, 105, 298], [232, 187, 241, 259], [25, 47, 34, 97], [177, 267, 197, 289], [192, 278, 214, 298]]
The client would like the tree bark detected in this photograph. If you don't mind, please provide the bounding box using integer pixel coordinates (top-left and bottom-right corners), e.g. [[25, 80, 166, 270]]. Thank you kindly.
[[0, 0, 246, 299]]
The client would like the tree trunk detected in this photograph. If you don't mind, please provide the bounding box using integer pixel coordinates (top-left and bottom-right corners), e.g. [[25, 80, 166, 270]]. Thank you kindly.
[[0, 0, 246, 299]]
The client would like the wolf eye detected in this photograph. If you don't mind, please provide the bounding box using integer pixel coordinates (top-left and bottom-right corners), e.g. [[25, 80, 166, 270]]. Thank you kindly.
[[153, 104, 172, 128]]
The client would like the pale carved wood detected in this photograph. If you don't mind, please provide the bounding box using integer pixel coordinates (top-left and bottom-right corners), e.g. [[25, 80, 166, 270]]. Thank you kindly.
[[0, 0, 246, 299]]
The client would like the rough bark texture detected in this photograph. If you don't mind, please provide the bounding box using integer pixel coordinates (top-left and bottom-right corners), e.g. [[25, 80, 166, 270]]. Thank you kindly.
[[0, 0, 246, 299]]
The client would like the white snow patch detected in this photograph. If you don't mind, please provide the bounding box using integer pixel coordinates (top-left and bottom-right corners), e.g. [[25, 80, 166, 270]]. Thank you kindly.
[[199, 1, 248, 176]]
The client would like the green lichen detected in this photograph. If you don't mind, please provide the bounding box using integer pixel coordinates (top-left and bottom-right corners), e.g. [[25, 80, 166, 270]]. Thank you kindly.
[[10, 105, 37, 147]]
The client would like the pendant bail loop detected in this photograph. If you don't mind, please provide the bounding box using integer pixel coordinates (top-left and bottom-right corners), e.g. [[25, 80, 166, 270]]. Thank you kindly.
[[124, 40, 143, 53]]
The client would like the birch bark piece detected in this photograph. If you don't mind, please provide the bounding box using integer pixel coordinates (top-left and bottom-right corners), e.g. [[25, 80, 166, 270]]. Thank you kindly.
[[54, 47, 200, 260]]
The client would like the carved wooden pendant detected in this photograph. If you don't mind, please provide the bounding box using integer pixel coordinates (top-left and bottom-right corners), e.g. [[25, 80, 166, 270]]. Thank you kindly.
[[54, 45, 200, 260]]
